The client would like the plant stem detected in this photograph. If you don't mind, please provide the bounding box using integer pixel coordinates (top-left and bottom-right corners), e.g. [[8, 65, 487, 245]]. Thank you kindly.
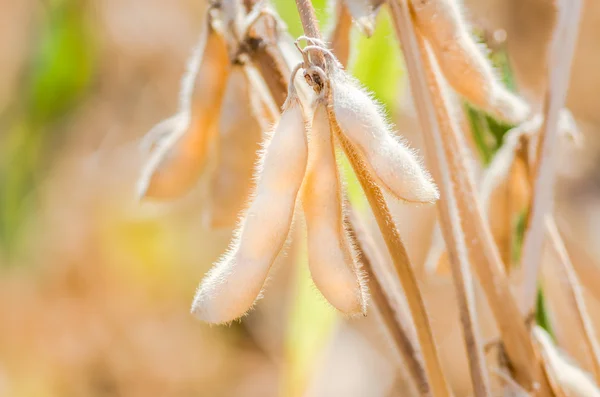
[[386, 3, 490, 396], [330, 114, 451, 397], [293, 0, 327, 70], [519, 0, 583, 315], [293, 7, 451, 390], [293, 0, 449, 393], [387, 0, 545, 392], [347, 211, 431, 396], [294, 0, 321, 39]]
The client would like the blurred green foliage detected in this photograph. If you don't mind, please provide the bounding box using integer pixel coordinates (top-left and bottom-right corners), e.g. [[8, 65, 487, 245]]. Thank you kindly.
[[0, 0, 95, 258]]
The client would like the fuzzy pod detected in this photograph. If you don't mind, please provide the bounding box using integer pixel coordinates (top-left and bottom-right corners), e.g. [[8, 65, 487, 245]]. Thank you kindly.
[[411, 0, 530, 124], [192, 97, 308, 324], [330, 70, 439, 203], [137, 19, 230, 200], [302, 102, 367, 315]]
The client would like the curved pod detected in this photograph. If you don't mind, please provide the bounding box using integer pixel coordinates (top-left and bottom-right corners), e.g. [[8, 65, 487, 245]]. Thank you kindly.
[[331, 71, 439, 203], [411, 0, 530, 124], [192, 98, 308, 324], [303, 102, 367, 315], [138, 20, 230, 199]]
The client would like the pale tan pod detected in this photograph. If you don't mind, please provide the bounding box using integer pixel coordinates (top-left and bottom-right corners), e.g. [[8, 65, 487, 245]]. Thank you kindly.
[[533, 326, 600, 397], [303, 102, 367, 315], [191, 97, 308, 324], [137, 19, 230, 200], [411, 0, 530, 124], [481, 109, 579, 217], [331, 69, 439, 203], [205, 67, 264, 229]]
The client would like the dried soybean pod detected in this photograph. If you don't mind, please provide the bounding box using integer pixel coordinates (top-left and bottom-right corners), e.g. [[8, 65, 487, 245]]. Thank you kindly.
[[303, 102, 367, 315], [192, 97, 308, 324], [410, 0, 530, 124], [480, 109, 580, 222], [330, 69, 439, 203], [138, 18, 230, 200], [205, 68, 264, 229]]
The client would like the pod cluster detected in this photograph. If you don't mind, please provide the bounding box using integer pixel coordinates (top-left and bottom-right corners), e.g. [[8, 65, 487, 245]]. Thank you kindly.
[[137, 2, 300, 228], [191, 40, 439, 324]]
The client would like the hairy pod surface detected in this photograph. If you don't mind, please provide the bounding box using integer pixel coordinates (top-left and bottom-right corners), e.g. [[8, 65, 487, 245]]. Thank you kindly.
[[411, 0, 530, 124], [330, 69, 439, 203], [302, 102, 367, 315], [192, 98, 308, 324], [138, 21, 230, 200]]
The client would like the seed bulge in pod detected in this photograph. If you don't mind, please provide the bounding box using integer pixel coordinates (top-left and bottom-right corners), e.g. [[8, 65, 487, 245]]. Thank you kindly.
[[331, 69, 439, 203], [411, 0, 530, 124], [303, 102, 367, 315]]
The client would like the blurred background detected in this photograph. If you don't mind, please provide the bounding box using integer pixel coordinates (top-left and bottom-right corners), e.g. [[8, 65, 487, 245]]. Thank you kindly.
[[1, 0, 600, 396]]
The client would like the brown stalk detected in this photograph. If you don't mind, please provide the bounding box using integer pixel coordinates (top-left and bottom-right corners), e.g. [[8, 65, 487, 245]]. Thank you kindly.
[[519, 0, 584, 315], [292, 3, 451, 395], [332, 116, 451, 397], [294, 0, 328, 72], [386, 0, 549, 392], [386, 2, 490, 396], [346, 211, 431, 396], [545, 216, 600, 383]]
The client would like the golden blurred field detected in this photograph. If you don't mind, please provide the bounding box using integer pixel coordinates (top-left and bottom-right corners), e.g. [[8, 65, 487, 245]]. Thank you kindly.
[[1, 1, 600, 396]]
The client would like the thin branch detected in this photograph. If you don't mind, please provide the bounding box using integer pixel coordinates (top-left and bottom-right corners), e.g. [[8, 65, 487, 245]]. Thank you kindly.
[[333, 119, 452, 397], [294, 0, 326, 68], [347, 211, 431, 396], [386, 2, 490, 396], [519, 0, 584, 315], [293, 2, 451, 395], [387, 0, 547, 391]]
